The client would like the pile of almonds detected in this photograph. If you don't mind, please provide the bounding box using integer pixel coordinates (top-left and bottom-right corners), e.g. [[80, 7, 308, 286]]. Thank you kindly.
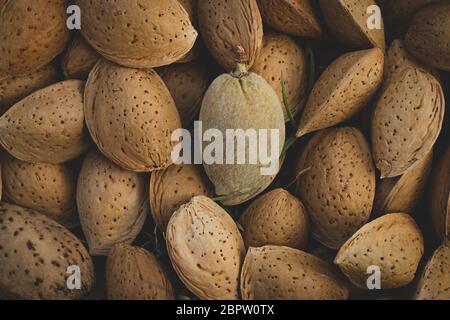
[[0, 0, 448, 300]]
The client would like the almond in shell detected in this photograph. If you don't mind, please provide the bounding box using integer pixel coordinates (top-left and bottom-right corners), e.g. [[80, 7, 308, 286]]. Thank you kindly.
[[177, 0, 201, 63], [61, 35, 100, 80]]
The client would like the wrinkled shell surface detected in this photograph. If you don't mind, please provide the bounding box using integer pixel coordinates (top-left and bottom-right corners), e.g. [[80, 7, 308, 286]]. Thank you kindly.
[[62, 36, 100, 79], [166, 196, 245, 300], [335, 213, 424, 289], [239, 189, 309, 249], [77, 150, 148, 256], [241, 246, 349, 300], [0, 80, 91, 164], [75, 0, 198, 68], [84, 59, 181, 172], [0, 202, 94, 299], [296, 127, 376, 249], [106, 244, 174, 300]]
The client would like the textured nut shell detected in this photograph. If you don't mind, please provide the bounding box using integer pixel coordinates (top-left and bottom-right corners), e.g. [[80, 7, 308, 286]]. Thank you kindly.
[[0, 80, 91, 164], [319, 0, 385, 51], [0, 0, 70, 76], [75, 0, 197, 69], [0, 64, 58, 114], [429, 146, 450, 244], [150, 164, 213, 232], [158, 60, 209, 126], [199, 72, 285, 204], [415, 245, 450, 300], [61, 36, 100, 79], [405, 2, 450, 71], [297, 48, 384, 137], [373, 150, 433, 216], [1, 154, 78, 227], [239, 189, 309, 249], [77, 150, 148, 256], [0, 202, 94, 299], [198, 0, 263, 71], [84, 59, 181, 172], [177, 0, 200, 63], [257, 0, 322, 37], [335, 213, 424, 289], [241, 246, 349, 300], [106, 244, 174, 300], [380, 0, 439, 28], [371, 66, 444, 178], [251, 33, 307, 120], [166, 196, 245, 300], [296, 127, 376, 249]]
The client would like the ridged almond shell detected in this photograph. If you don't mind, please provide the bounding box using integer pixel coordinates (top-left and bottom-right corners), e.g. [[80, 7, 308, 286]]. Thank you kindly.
[[1, 153, 78, 227], [0, 202, 94, 299], [166, 196, 245, 300], [0, 80, 91, 164], [239, 188, 309, 249], [415, 245, 450, 300], [106, 244, 174, 300], [319, 0, 385, 51], [297, 48, 384, 137], [61, 36, 100, 80], [251, 33, 307, 121], [84, 59, 181, 173], [296, 127, 376, 249], [75, 0, 197, 69], [0, 0, 70, 76], [241, 246, 349, 300], [198, 0, 263, 71], [77, 150, 148, 256], [335, 213, 424, 289], [150, 164, 214, 232], [371, 66, 444, 178], [405, 1, 450, 72]]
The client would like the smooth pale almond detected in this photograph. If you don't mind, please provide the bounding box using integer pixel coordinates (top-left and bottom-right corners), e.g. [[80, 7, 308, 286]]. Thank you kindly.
[[166, 196, 245, 300], [335, 213, 424, 289], [297, 48, 384, 137], [77, 150, 148, 256], [371, 66, 444, 178], [239, 188, 309, 249], [257, 0, 322, 37], [61, 35, 100, 79], [106, 244, 174, 300], [296, 127, 376, 249], [241, 245, 349, 300], [0, 80, 91, 164]]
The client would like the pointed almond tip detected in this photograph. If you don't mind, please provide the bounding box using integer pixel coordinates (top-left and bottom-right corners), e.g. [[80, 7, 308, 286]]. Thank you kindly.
[[296, 127, 310, 138]]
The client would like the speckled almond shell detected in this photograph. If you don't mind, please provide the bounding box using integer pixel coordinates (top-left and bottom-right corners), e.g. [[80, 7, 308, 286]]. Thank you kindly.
[[177, 0, 200, 63], [415, 245, 450, 300], [257, 0, 322, 37], [166, 196, 245, 300], [251, 33, 307, 121], [0, 80, 91, 164], [379, 0, 439, 29], [106, 244, 174, 300], [158, 60, 209, 126], [296, 48, 384, 137], [239, 188, 309, 249], [150, 164, 214, 232], [0, 0, 70, 76], [199, 71, 285, 205], [319, 0, 385, 51], [0, 64, 58, 114], [371, 66, 444, 178], [61, 36, 100, 80], [296, 127, 376, 249], [75, 0, 198, 69], [198, 0, 263, 71], [0, 202, 94, 299], [405, 2, 450, 72], [77, 150, 148, 256], [335, 213, 424, 289], [241, 246, 349, 300], [1, 154, 78, 227], [373, 150, 433, 216], [84, 59, 181, 173], [429, 146, 450, 245]]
